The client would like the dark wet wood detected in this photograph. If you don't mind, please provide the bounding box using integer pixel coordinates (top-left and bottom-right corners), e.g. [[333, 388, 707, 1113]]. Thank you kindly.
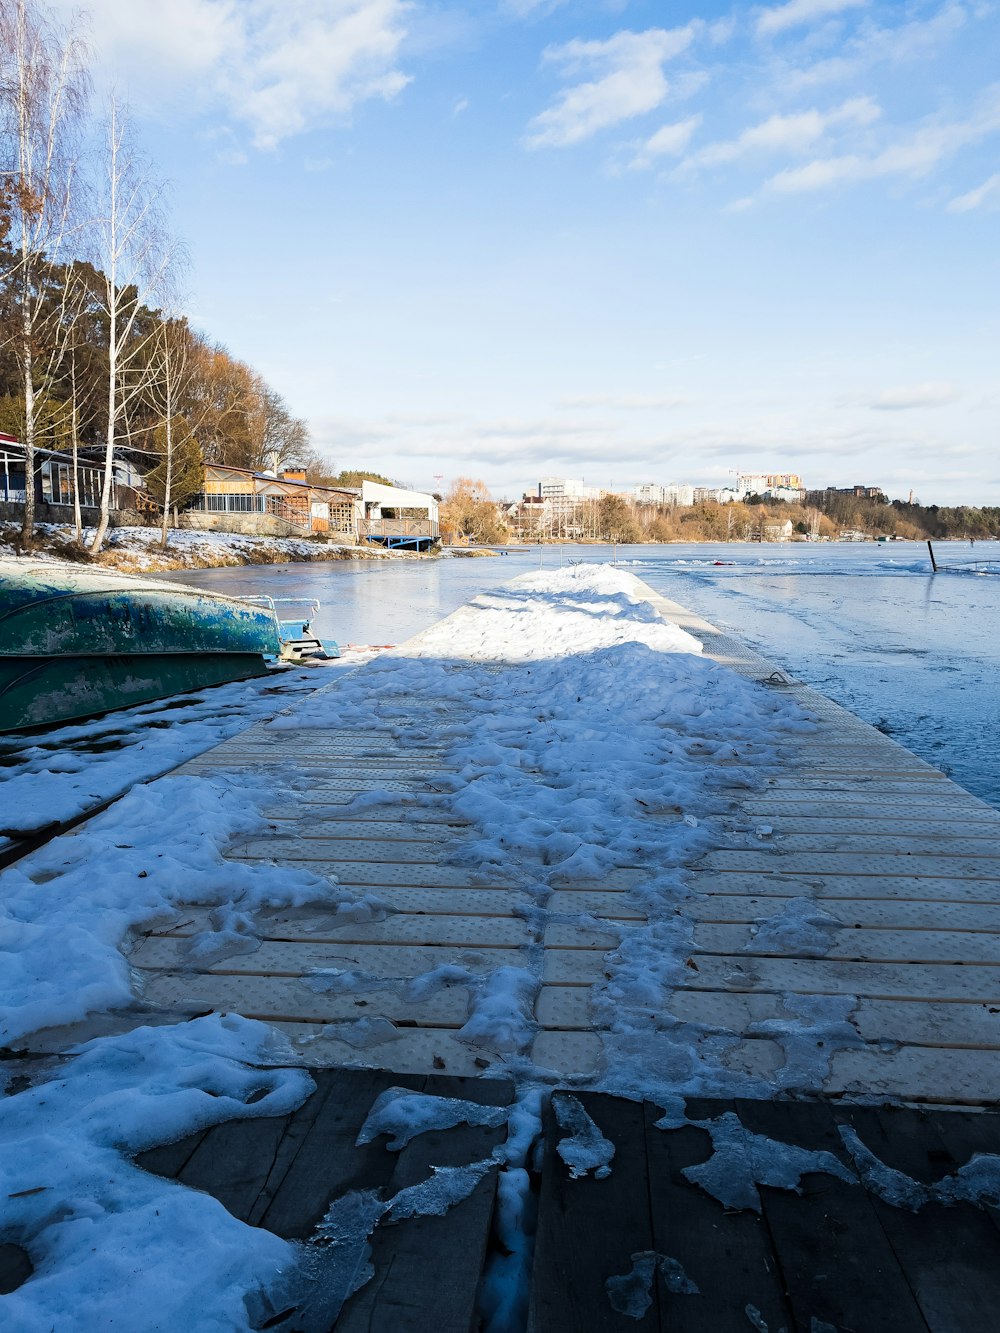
[[529, 1092, 658, 1332], [337, 1074, 513, 1333], [531, 1093, 1000, 1333], [0, 1243, 32, 1295], [643, 1098, 793, 1333], [136, 1067, 512, 1332]]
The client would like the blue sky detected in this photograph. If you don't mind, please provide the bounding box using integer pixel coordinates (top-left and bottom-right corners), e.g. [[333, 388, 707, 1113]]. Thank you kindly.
[[58, 0, 1000, 502]]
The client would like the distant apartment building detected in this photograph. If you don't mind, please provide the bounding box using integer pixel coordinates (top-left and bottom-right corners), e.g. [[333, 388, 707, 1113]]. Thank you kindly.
[[826, 484, 886, 499], [538, 477, 606, 508], [736, 472, 806, 502], [631, 483, 694, 507]]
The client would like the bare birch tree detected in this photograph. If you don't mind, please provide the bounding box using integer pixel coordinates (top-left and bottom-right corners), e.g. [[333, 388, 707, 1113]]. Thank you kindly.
[[144, 311, 208, 549], [0, 0, 88, 546], [87, 95, 173, 553]]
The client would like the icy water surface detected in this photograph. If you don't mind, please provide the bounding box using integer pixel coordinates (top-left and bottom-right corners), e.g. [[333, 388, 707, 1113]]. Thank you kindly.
[[163, 541, 1000, 809]]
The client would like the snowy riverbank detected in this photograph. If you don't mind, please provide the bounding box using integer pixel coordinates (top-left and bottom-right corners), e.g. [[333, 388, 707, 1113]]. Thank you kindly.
[[1, 566, 817, 1328], [0, 524, 438, 573]]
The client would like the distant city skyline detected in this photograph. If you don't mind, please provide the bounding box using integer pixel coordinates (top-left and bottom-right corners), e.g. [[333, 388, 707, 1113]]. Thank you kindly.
[[58, 0, 1000, 505]]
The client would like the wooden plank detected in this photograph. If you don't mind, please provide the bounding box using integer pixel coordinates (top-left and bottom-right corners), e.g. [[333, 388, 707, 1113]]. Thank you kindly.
[[231, 860, 524, 889], [336, 1074, 512, 1333], [255, 1069, 422, 1238], [643, 1098, 793, 1333], [832, 1104, 1000, 1331], [685, 896, 1000, 931], [826, 1045, 1000, 1104], [736, 810, 1000, 831], [695, 924, 1000, 964], [138, 972, 472, 1026], [689, 872, 1000, 902], [733, 1098, 931, 1333], [151, 912, 533, 949], [769, 833, 1000, 854], [672, 954, 1000, 1003], [665, 990, 1000, 1051], [231, 837, 451, 863], [273, 1023, 500, 1077], [701, 851, 1000, 878], [529, 1092, 658, 1332], [131, 936, 526, 978]]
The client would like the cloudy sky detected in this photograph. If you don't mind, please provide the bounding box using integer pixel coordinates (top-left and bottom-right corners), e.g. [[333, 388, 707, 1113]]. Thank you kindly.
[[58, 0, 1000, 502]]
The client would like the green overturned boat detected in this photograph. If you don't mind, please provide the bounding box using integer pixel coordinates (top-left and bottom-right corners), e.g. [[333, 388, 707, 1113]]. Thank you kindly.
[[0, 560, 284, 732]]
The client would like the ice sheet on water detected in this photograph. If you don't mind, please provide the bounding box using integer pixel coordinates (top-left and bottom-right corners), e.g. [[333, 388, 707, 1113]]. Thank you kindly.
[[681, 1112, 854, 1212], [356, 1086, 508, 1150], [553, 1093, 615, 1180], [606, 1252, 700, 1319]]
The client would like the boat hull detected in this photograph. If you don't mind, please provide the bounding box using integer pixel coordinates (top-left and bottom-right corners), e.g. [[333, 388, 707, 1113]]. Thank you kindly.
[[0, 653, 270, 732], [0, 560, 283, 732]]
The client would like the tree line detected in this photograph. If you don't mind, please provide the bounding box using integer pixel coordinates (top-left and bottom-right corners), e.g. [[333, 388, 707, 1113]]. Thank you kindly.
[[0, 0, 312, 552], [442, 483, 1000, 546]]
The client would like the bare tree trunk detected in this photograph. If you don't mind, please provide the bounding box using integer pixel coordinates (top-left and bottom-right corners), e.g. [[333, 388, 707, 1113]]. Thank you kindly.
[[70, 352, 82, 544], [159, 361, 173, 549], [20, 304, 36, 544]]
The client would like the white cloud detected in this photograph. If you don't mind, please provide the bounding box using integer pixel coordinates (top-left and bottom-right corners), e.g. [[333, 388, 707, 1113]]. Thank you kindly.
[[684, 96, 879, 170], [53, 0, 411, 149], [870, 383, 959, 410], [558, 393, 687, 410], [777, 3, 969, 92], [628, 116, 702, 170], [757, 0, 868, 38], [524, 26, 698, 149], [502, 0, 567, 17], [947, 171, 1000, 212], [765, 87, 1000, 192]]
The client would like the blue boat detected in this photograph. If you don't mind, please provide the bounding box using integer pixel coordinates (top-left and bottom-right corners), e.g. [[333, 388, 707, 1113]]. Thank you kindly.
[[0, 560, 286, 732]]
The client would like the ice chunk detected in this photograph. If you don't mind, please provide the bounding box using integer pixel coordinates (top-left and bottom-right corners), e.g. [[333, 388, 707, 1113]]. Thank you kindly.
[[837, 1125, 927, 1211], [606, 1252, 699, 1318], [747, 899, 842, 958], [458, 966, 538, 1055], [553, 1093, 615, 1180], [356, 1086, 508, 1151], [683, 1112, 854, 1212]]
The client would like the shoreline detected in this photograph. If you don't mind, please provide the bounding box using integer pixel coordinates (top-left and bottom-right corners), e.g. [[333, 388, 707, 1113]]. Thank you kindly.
[[0, 523, 442, 575]]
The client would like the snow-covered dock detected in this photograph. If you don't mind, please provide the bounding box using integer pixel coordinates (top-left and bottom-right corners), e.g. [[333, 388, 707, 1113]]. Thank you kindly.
[[6, 565, 1000, 1329], [132, 569, 1000, 1104]]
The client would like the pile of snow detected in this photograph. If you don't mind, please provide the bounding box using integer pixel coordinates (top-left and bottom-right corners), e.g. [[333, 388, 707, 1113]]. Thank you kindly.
[[273, 566, 815, 1103], [0, 1015, 312, 1330]]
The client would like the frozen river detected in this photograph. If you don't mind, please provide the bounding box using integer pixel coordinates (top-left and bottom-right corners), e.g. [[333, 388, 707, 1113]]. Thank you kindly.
[[164, 541, 1000, 810]]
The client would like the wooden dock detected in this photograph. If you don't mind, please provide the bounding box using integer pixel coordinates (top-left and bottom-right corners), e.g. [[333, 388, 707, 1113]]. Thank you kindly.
[[124, 576, 1000, 1104], [9, 573, 1000, 1330]]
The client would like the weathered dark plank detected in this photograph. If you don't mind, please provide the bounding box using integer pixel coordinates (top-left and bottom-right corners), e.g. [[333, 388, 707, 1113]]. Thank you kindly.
[[643, 1098, 793, 1332], [923, 1107, 1000, 1241], [834, 1104, 1000, 1333], [134, 1126, 210, 1180], [734, 1098, 930, 1333], [529, 1091, 657, 1333], [336, 1073, 514, 1333], [257, 1069, 425, 1239], [0, 1243, 32, 1296]]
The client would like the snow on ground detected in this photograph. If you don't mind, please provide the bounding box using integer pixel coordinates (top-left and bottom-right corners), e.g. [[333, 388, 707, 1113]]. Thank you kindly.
[[273, 565, 820, 1108], [0, 522, 417, 573], [2, 564, 964, 1329]]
